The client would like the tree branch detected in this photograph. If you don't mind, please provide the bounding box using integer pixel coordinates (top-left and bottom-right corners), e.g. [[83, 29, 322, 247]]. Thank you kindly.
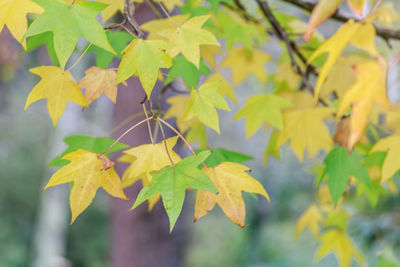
[[255, 0, 316, 92], [281, 0, 400, 43], [124, 0, 144, 38]]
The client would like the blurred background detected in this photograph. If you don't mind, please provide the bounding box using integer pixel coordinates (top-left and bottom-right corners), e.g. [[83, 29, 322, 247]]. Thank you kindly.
[[1, 1, 400, 267]]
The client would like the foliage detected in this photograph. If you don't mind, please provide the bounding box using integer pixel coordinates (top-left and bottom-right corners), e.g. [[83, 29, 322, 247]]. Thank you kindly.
[[1, 0, 400, 265]]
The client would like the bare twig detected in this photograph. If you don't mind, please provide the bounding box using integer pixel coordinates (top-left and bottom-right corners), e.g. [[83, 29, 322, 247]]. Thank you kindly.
[[124, 0, 144, 38]]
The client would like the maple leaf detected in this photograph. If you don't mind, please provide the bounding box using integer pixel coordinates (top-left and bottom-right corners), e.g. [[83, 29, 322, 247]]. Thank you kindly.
[[205, 73, 237, 104], [45, 149, 127, 223], [347, 0, 366, 17], [322, 146, 370, 205], [315, 229, 364, 267], [194, 162, 269, 227], [194, 148, 252, 167], [336, 60, 391, 150], [184, 81, 230, 134], [158, 15, 220, 68], [274, 61, 302, 91], [49, 135, 129, 167], [117, 39, 171, 98], [276, 92, 333, 162], [25, 66, 88, 127], [118, 137, 181, 210], [140, 14, 190, 40], [25, 0, 115, 68], [294, 205, 323, 240], [220, 47, 271, 85], [371, 135, 400, 183], [308, 20, 377, 101], [0, 0, 43, 48], [304, 0, 343, 41], [132, 151, 216, 231], [87, 30, 134, 69], [165, 55, 210, 88], [79, 66, 121, 105], [97, 0, 124, 22], [200, 45, 222, 70], [164, 95, 208, 147], [234, 94, 292, 138]]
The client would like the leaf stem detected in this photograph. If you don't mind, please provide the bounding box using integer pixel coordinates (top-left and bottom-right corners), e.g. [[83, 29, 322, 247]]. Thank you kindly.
[[157, 120, 174, 165], [101, 117, 153, 155], [66, 43, 93, 71], [142, 103, 154, 144]]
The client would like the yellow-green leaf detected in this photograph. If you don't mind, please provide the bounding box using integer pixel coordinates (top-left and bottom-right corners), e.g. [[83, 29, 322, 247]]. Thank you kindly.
[[234, 94, 292, 138], [371, 135, 400, 183], [184, 81, 230, 134], [159, 15, 220, 68], [315, 229, 364, 267], [117, 39, 171, 98]]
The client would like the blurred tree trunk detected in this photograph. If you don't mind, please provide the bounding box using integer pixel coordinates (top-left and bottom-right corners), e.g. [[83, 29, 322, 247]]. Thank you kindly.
[[110, 4, 185, 267]]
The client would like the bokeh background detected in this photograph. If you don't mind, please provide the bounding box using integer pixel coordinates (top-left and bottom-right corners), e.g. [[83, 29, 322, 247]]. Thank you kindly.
[[1, 1, 400, 267]]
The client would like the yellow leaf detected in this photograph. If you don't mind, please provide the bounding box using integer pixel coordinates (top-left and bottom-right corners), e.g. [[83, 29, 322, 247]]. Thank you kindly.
[[117, 39, 171, 98], [371, 135, 400, 183], [159, 15, 220, 68], [201, 45, 222, 70], [97, 0, 125, 22], [304, 0, 343, 41], [294, 205, 323, 240], [184, 81, 230, 134], [78, 66, 121, 105], [25, 66, 88, 127], [308, 20, 377, 101], [346, 0, 366, 17], [320, 56, 367, 100], [367, 2, 400, 27], [205, 73, 237, 104], [276, 93, 333, 161], [45, 149, 127, 223], [315, 229, 364, 267], [194, 162, 269, 227], [220, 47, 271, 85], [0, 0, 44, 48], [336, 59, 391, 150]]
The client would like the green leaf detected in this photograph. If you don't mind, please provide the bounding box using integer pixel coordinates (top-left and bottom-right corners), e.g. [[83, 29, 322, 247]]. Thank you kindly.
[[185, 81, 230, 134], [87, 31, 134, 68], [165, 55, 210, 88], [49, 135, 129, 167], [322, 146, 370, 205], [132, 151, 216, 231], [378, 248, 400, 267], [26, 0, 115, 68], [205, 0, 233, 13], [26, 31, 59, 65], [194, 148, 253, 167], [234, 94, 292, 138]]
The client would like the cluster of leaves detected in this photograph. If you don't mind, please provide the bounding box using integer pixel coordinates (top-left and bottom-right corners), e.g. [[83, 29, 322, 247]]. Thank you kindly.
[[1, 0, 400, 265]]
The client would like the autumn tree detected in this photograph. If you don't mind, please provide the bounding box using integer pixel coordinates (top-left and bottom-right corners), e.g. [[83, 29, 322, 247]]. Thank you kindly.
[[2, 0, 400, 266]]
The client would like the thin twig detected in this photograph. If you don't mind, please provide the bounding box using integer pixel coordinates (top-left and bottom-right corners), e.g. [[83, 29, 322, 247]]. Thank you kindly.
[[157, 117, 207, 167], [142, 103, 154, 144], [157, 120, 174, 165], [101, 117, 152, 155], [66, 43, 92, 71]]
